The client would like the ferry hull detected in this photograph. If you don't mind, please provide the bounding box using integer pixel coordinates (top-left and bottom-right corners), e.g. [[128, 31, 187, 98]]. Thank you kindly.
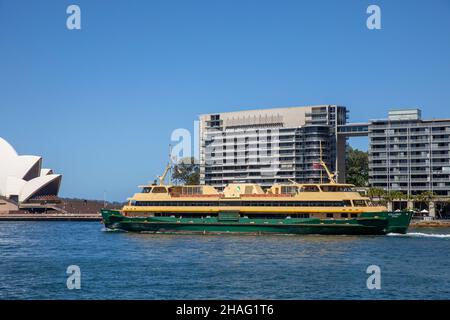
[[101, 210, 412, 235]]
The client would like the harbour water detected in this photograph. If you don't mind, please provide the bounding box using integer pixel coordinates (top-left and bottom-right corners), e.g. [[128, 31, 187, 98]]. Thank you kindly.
[[1, 221, 450, 300]]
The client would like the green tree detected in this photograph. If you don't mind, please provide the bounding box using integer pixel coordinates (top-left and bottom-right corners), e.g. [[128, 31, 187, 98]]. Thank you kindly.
[[385, 191, 406, 202], [346, 146, 369, 187], [367, 187, 385, 199], [367, 187, 386, 204], [412, 191, 435, 211], [172, 157, 200, 185]]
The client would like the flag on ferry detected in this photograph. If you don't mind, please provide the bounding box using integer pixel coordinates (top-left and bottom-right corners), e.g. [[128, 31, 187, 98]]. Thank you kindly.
[[312, 162, 322, 170]]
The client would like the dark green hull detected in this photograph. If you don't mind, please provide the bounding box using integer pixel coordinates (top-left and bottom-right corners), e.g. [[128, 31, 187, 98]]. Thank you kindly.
[[101, 210, 412, 235]]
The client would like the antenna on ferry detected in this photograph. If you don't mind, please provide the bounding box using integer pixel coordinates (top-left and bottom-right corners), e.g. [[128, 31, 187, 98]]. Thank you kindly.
[[157, 145, 173, 186], [319, 141, 337, 184], [168, 144, 173, 185]]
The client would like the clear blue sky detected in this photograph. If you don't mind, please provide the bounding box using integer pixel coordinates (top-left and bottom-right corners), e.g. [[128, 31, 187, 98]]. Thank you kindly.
[[1, 0, 449, 201]]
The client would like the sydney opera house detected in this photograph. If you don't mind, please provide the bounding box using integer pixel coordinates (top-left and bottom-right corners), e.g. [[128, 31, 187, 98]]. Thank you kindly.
[[0, 137, 62, 213]]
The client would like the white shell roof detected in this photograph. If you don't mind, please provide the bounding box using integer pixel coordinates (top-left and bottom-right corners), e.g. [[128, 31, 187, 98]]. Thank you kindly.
[[40, 168, 53, 176], [19, 174, 62, 202], [0, 137, 62, 202]]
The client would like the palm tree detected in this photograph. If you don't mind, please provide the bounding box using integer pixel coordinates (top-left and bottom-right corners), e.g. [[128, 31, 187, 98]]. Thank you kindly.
[[412, 191, 436, 214], [367, 187, 386, 204], [421, 191, 435, 204], [388, 191, 406, 201], [382, 190, 405, 210]]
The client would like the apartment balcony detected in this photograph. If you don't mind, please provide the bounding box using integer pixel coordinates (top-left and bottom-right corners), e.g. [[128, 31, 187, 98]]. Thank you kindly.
[[370, 140, 387, 145], [279, 146, 295, 150], [369, 156, 387, 165], [431, 138, 450, 143], [432, 178, 450, 182], [409, 186, 432, 191], [410, 132, 430, 136], [385, 133, 409, 138], [432, 185, 450, 190], [218, 133, 258, 139], [409, 154, 430, 159], [278, 139, 295, 144], [388, 155, 409, 160], [370, 145, 388, 150], [388, 162, 410, 167], [387, 187, 410, 192], [369, 133, 387, 138], [369, 177, 388, 183], [431, 153, 450, 158], [388, 172, 409, 176], [410, 169, 428, 174], [205, 176, 226, 181], [409, 163, 431, 167], [409, 178, 432, 183], [409, 138, 430, 143], [432, 161, 450, 167], [389, 178, 411, 182], [204, 168, 223, 174], [431, 146, 450, 151], [369, 170, 388, 176], [388, 146, 409, 151]]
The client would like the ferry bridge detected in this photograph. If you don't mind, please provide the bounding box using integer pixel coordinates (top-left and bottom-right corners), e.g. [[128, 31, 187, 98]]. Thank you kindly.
[[337, 123, 369, 137]]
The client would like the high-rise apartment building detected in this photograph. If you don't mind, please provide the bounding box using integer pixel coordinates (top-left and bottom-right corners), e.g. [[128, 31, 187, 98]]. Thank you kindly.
[[369, 109, 450, 196], [199, 105, 348, 189]]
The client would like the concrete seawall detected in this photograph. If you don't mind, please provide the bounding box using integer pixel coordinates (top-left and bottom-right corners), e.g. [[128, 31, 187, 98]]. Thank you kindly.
[[0, 213, 102, 221], [410, 220, 450, 228]]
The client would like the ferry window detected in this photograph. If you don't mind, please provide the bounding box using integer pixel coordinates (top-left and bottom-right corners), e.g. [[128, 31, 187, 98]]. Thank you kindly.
[[169, 187, 182, 196], [281, 186, 298, 194], [152, 187, 167, 193], [343, 200, 352, 207], [142, 187, 152, 193], [182, 186, 202, 195], [245, 186, 253, 194], [326, 213, 333, 218], [322, 186, 355, 192], [351, 214, 358, 218], [300, 186, 320, 192], [353, 200, 366, 207], [341, 213, 349, 218]]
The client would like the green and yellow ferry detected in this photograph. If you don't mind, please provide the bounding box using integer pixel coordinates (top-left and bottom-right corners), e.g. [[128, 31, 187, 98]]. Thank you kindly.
[[101, 162, 412, 235]]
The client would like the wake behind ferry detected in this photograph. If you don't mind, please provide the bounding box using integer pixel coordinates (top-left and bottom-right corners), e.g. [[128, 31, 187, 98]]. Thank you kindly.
[[101, 158, 412, 235]]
